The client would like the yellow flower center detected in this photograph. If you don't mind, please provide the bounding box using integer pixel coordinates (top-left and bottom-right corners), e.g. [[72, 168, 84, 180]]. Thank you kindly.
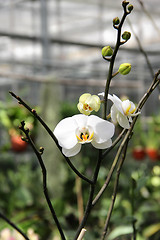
[[83, 103, 93, 111], [76, 130, 94, 143]]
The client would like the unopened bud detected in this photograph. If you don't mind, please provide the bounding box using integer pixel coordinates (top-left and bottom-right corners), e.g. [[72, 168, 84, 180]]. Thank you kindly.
[[122, 0, 129, 7], [113, 17, 120, 26], [102, 46, 113, 57], [118, 63, 131, 75], [122, 31, 131, 41], [21, 137, 28, 142], [128, 4, 133, 12], [31, 109, 36, 114], [39, 147, 44, 154]]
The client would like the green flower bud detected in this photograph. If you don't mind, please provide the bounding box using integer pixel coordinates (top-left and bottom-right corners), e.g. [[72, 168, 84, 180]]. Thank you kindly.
[[122, 31, 131, 41], [122, 0, 129, 7], [128, 4, 134, 12], [113, 17, 120, 26], [102, 46, 113, 57], [119, 63, 131, 75]]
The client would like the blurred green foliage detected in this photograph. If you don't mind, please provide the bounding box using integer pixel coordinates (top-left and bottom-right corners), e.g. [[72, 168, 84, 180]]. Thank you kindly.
[[0, 101, 159, 240]]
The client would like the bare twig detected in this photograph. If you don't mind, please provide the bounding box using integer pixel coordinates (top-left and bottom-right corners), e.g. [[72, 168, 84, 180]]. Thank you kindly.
[[74, 150, 103, 240], [93, 69, 160, 207], [9, 91, 92, 185], [102, 128, 126, 160], [101, 139, 129, 240], [137, 0, 160, 35], [104, 1, 132, 119], [0, 212, 30, 240], [127, 19, 154, 78], [19, 122, 66, 240], [77, 228, 87, 240]]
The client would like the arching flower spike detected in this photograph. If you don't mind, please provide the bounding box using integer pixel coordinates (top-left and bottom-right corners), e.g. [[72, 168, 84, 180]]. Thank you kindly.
[[54, 114, 115, 157], [77, 93, 101, 115], [108, 94, 140, 129]]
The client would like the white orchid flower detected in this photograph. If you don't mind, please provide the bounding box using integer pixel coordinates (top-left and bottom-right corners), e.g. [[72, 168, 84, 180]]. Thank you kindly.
[[54, 114, 115, 157], [108, 94, 140, 129], [77, 93, 101, 115], [98, 92, 140, 129]]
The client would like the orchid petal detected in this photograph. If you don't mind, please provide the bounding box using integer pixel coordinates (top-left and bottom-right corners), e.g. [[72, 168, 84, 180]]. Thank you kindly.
[[77, 103, 91, 115], [72, 114, 88, 129], [98, 92, 105, 97], [88, 115, 115, 143], [117, 112, 130, 129], [91, 138, 112, 149], [79, 93, 91, 103], [129, 101, 136, 114], [86, 95, 101, 112], [54, 117, 78, 149], [62, 143, 81, 157], [108, 94, 124, 115], [121, 100, 131, 115], [110, 105, 118, 124]]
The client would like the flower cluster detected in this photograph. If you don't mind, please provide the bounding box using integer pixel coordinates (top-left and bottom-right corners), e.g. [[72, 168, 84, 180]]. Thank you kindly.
[[54, 91, 139, 157]]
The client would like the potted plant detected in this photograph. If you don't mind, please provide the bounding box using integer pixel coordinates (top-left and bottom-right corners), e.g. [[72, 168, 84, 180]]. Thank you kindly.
[[145, 115, 160, 162], [131, 119, 146, 161], [0, 101, 38, 152]]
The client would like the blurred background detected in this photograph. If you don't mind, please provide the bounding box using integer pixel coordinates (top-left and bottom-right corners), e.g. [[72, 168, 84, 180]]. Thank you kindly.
[[0, 0, 160, 240]]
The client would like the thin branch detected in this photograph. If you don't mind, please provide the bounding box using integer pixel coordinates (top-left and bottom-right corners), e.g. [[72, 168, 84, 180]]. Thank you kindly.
[[92, 129, 127, 206], [19, 122, 66, 240], [102, 128, 126, 160], [104, 1, 132, 119], [77, 228, 87, 240], [93, 70, 160, 206], [131, 178, 137, 240], [137, 0, 160, 35], [127, 18, 154, 78], [101, 139, 129, 240], [0, 212, 30, 240], [74, 150, 103, 240], [9, 91, 92, 185]]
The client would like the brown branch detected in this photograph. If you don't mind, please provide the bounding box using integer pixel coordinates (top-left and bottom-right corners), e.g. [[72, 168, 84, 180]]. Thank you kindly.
[[0, 212, 30, 240], [93, 70, 160, 207], [101, 139, 129, 240], [19, 122, 66, 240], [74, 150, 103, 240], [104, 0, 132, 119], [9, 91, 92, 185], [127, 18, 154, 78]]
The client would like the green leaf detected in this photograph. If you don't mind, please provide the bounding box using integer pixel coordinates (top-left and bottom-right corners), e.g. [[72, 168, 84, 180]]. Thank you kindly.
[[108, 225, 133, 240], [143, 223, 160, 238]]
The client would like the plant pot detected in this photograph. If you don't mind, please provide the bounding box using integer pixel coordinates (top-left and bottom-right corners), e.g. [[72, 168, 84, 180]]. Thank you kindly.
[[146, 148, 158, 161], [10, 135, 28, 152], [132, 146, 146, 160]]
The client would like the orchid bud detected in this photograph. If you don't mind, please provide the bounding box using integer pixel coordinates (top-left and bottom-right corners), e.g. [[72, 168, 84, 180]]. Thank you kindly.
[[119, 63, 131, 75], [122, 31, 131, 41], [113, 17, 120, 26], [102, 46, 113, 57], [122, 0, 129, 7], [128, 4, 133, 12]]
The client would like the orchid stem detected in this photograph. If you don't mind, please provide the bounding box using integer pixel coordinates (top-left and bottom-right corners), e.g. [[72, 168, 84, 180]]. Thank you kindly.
[[0, 212, 30, 240], [9, 91, 92, 185], [74, 150, 102, 240], [104, 2, 131, 119], [101, 139, 129, 240], [20, 124, 66, 240]]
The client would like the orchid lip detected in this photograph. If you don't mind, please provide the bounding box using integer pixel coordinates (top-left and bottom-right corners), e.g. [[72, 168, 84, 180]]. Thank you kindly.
[[76, 127, 94, 144]]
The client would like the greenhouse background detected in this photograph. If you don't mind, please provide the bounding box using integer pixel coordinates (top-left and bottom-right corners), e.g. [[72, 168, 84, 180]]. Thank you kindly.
[[0, 0, 159, 240]]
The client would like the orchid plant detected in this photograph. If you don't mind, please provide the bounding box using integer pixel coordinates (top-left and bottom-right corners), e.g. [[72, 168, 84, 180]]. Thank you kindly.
[[1, 1, 160, 240]]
